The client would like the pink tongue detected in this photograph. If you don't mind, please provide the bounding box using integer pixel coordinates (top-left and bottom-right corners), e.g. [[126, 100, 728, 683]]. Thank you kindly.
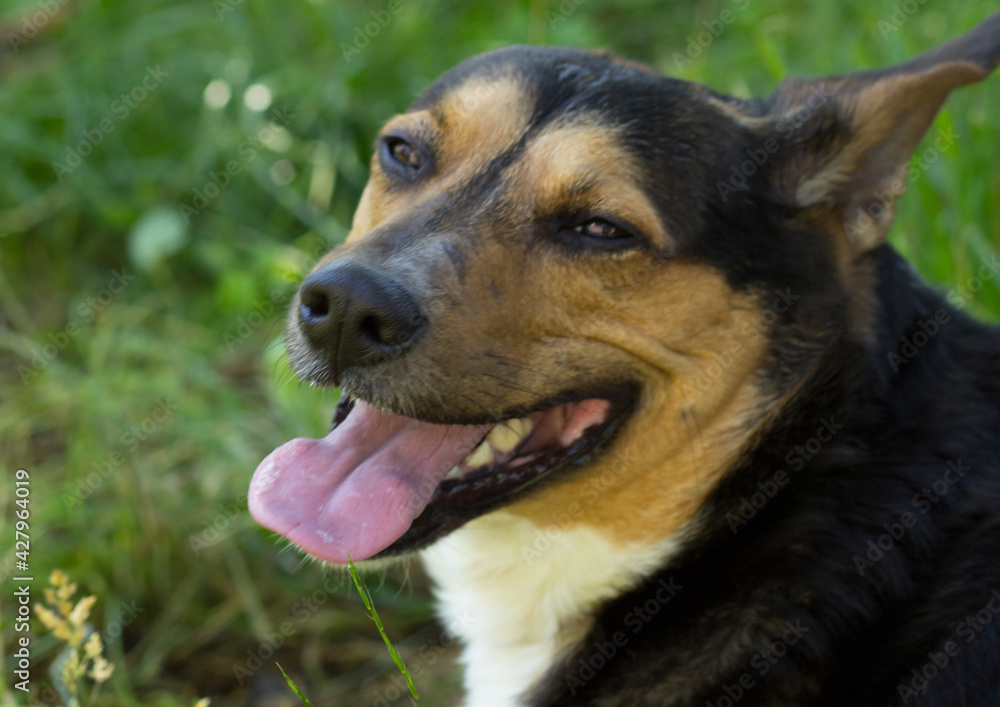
[[249, 402, 490, 563]]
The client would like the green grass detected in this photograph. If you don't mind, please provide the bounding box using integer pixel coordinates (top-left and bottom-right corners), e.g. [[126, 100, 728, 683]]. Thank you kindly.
[[277, 664, 314, 707], [347, 557, 422, 707], [1, 0, 998, 705]]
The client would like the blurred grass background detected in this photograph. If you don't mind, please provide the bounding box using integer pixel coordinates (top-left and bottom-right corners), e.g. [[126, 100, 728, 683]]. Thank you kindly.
[[0, 0, 997, 705]]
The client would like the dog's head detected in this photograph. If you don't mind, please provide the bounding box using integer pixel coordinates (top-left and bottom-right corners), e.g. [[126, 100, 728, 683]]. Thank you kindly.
[[250, 17, 1000, 563]]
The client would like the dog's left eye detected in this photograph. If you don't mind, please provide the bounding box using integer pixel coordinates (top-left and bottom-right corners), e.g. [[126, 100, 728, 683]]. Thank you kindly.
[[381, 136, 423, 174], [572, 219, 630, 240]]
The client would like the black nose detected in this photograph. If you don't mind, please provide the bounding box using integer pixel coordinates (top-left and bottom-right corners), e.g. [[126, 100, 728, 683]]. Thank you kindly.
[[297, 260, 426, 380]]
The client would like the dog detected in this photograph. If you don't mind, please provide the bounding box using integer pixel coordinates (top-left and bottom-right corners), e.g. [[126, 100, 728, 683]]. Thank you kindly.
[[250, 13, 1000, 706]]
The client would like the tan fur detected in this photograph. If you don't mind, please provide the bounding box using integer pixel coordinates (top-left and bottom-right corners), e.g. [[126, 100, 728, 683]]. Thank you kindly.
[[435, 76, 535, 167]]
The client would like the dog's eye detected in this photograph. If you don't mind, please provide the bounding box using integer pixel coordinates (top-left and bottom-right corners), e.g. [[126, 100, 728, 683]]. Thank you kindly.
[[384, 137, 422, 171], [573, 219, 630, 239], [555, 217, 641, 252]]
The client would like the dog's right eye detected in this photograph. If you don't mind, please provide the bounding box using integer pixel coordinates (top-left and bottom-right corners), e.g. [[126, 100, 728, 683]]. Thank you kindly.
[[380, 136, 424, 178], [555, 216, 642, 252], [573, 219, 630, 240]]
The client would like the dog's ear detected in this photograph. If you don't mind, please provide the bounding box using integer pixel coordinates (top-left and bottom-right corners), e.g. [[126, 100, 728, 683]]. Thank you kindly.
[[756, 13, 1000, 252]]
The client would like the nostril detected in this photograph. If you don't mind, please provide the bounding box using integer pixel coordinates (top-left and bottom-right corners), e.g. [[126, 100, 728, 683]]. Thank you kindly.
[[300, 287, 330, 322], [359, 315, 382, 344]]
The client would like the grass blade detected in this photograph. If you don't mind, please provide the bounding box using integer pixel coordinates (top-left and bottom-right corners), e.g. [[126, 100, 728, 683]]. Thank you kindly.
[[347, 555, 423, 707], [276, 663, 314, 706]]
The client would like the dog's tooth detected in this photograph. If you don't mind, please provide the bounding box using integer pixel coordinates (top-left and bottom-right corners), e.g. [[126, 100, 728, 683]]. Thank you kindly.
[[512, 416, 534, 439], [486, 417, 534, 454], [486, 424, 521, 454], [445, 465, 462, 480], [464, 440, 494, 469]]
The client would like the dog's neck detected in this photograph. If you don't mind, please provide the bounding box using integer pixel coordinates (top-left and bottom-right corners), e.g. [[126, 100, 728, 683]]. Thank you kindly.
[[422, 513, 680, 707]]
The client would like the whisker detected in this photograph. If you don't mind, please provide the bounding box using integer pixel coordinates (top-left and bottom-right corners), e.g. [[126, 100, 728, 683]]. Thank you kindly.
[[476, 370, 549, 399]]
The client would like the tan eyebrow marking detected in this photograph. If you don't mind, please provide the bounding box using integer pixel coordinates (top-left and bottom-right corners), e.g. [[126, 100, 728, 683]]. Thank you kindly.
[[509, 123, 671, 249], [433, 76, 534, 170]]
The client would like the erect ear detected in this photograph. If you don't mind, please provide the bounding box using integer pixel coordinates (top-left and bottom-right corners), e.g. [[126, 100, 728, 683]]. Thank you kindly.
[[756, 13, 1000, 253]]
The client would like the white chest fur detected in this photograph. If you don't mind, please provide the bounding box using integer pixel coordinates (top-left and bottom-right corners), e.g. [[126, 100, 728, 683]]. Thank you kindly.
[[421, 512, 678, 707]]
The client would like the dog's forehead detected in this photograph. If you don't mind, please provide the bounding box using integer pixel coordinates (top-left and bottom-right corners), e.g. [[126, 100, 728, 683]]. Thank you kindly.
[[413, 45, 645, 110], [410, 46, 688, 133]]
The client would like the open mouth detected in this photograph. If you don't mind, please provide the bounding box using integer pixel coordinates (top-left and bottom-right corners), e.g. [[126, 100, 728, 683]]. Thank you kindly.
[[248, 389, 634, 563]]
